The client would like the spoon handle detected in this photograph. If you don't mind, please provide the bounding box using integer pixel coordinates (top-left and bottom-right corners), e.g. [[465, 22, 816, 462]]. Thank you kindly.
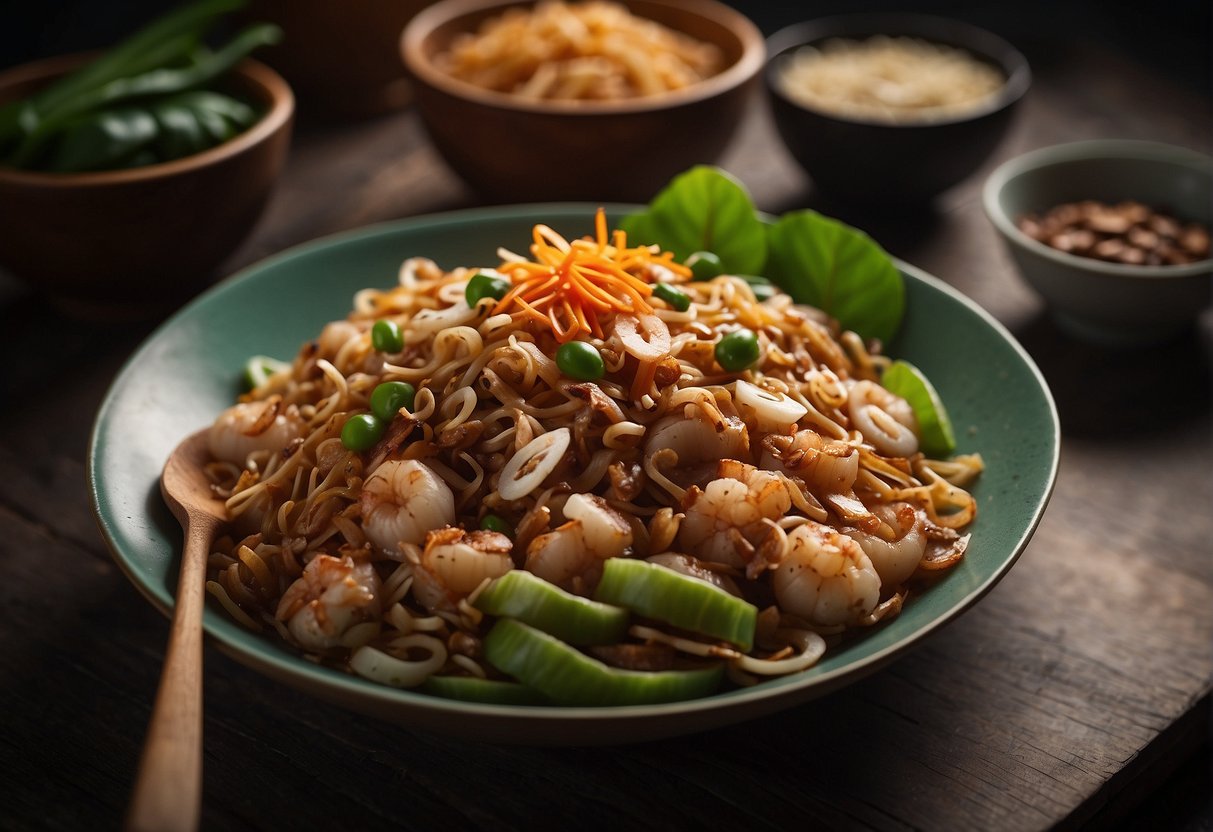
[[125, 515, 214, 832]]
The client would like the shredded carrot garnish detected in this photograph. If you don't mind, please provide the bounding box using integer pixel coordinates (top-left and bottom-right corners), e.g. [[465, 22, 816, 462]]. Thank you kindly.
[[493, 208, 690, 342]]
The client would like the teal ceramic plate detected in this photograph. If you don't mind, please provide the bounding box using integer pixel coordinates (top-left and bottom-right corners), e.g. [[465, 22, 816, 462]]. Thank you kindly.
[[89, 205, 1059, 745]]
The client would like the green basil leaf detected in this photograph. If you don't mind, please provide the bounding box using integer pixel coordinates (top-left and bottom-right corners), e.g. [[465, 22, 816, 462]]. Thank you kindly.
[[152, 101, 209, 160], [764, 209, 904, 343], [181, 92, 237, 144], [181, 90, 257, 130], [46, 108, 159, 172], [620, 166, 766, 276]]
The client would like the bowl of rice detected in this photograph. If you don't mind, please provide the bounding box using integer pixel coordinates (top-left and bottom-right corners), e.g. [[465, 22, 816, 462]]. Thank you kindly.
[[765, 13, 1030, 207], [402, 0, 764, 201]]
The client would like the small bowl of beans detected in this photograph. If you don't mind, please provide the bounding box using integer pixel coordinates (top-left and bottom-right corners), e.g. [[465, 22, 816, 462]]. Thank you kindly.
[[983, 139, 1212, 344], [764, 13, 1030, 206]]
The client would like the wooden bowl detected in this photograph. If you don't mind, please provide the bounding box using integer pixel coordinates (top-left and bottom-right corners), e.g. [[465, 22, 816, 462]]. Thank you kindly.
[[0, 53, 294, 318], [244, 0, 432, 118], [401, 0, 764, 202]]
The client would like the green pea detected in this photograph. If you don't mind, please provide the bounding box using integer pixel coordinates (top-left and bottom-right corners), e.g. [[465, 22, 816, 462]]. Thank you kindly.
[[652, 282, 691, 312], [556, 340, 605, 381], [341, 413, 385, 452], [371, 319, 404, 353], [715, 328, 760, 372], [465, 272, 511, 307], [370, 381, 416, 422], [687, 251, 723, 281], [480, 514, 514, 537]]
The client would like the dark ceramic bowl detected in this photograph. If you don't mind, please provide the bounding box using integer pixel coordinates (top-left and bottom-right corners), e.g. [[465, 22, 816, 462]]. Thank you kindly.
[[401, 0, 764, 202], [765, 14, 1030, 207], [0, 53, 294, 318], [983, 139, 1213, 345]]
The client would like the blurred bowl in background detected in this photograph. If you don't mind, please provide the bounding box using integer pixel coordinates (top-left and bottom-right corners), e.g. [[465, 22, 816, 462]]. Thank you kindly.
[[244, 0, 431, 119], [0, 53, 293, 319], [983, 139, 1212, 345], [401, 0, 764, 202], [765, 14, 1029, 207]]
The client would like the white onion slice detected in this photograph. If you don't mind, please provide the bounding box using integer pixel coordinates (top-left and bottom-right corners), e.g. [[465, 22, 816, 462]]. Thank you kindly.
[[732, 629, 825, 676], [734, 380, 808, 431], [848, 381, 918, 457], [349, 636, 447, 688], [497, 427, 571, 500], [615, 313, 672, 361]]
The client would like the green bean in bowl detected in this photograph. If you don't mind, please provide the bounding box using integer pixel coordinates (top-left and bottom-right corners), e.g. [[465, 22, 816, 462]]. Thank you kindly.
[[0, 0, 281, 173]]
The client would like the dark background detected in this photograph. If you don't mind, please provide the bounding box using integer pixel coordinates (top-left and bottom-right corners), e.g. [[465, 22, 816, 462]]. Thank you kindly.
[[3, 0, 1211, 100]]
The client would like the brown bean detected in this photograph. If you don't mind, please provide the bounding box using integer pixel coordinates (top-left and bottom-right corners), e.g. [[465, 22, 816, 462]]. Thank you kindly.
[[1179, 225, 1210, 258], [1017, 200, 1208, 268]]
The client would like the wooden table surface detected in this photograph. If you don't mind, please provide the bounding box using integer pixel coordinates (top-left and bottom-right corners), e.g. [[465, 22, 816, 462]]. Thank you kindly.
[[1, 13, 1210, 832]]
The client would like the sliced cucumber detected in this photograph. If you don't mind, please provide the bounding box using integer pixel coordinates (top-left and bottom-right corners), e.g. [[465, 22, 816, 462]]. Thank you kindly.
[[881, 359, 957, 457], [483, 618, 723, 707], [421, 675, 549, 705], [593, 558, 756, 651], [473, 569, 630, 646]]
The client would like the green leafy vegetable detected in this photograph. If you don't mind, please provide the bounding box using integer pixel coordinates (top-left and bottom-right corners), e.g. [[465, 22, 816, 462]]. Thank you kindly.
[[765, 210, 904, 344], [46, 108, 159, 172], [0, 0, 243, 147], [619, 166, 766, 276], [881, 359, 957, 456], [622, 166, 903, 342], [1, 0, 279, 171]]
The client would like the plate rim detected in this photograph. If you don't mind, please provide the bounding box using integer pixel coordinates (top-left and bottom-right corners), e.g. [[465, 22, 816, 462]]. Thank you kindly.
[[87, 204, 1060, 733]]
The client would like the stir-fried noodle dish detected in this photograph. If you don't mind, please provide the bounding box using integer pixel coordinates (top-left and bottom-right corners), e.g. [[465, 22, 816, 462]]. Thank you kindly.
[[203, 211, 982, 706]]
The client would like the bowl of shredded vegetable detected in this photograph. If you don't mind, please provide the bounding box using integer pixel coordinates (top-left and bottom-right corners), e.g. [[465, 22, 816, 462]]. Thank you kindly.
[[401, 0, 764, 201], [0, 0, 294, 318]]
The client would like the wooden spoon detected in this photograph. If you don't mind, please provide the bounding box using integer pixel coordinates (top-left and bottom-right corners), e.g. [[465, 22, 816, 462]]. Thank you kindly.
[[126, 430, 224, 832]]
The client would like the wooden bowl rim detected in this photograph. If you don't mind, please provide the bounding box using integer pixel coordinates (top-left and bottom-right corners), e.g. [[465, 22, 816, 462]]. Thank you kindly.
[[401, 0, 764, 115]]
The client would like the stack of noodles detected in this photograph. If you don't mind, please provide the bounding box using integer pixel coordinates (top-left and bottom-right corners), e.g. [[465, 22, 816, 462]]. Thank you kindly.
[[201, 210, 981, 691]]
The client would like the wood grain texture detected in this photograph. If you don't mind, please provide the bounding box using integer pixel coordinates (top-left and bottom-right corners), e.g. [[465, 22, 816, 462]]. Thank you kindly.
[[0, 28, 1209, 832]]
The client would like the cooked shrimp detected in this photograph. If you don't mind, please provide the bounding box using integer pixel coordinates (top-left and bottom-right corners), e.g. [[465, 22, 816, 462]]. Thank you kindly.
[[525, 493, 633, 592], [844, 502, 926, 589], [847, 380, 918, 457], [275, 554, 381, 651], [208, 398, 304, 466], [412, 527, 514, 612], [772, 521, 880, 627], [760, 429, 859, 494], [361, 459, 455, 556], [678, 460, 791, 572], [645, 412, 749, 467]]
